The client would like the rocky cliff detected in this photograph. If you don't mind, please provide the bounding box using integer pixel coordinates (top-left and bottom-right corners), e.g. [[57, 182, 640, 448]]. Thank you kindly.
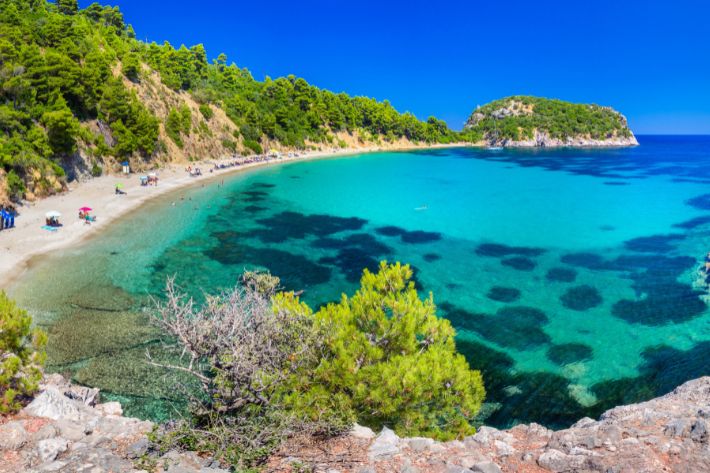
[[2, 376, 708, 472]]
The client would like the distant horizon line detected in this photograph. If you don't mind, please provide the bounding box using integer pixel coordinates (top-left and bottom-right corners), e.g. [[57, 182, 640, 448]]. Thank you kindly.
[[635, 133, 710, 136]]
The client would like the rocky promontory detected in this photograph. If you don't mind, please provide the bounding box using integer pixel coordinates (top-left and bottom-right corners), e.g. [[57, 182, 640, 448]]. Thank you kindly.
[[465, 96, 639, 148], [2, 376, 708, 472]]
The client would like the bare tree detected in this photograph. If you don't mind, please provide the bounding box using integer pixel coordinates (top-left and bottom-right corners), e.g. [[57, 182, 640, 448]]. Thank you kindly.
[[147, 277, 319, 417]]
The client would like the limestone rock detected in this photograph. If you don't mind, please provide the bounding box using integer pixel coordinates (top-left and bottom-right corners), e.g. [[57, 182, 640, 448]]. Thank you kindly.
[[36, 438, 68, 463], [471, 461, 502, 473], [23, 387, 93, 422], [690, 419, 707, 442], [0, 421, 29, 450], [407, 437, 435, 452], [351, 423, 376, 439], [127, 437, 150, 458], [64, 385, 101, 406], [368, 427, 400, 459], [33, 423, 59, 442], [55, 419, 88, 441], [537, 449, 570, 472], [664, 419, 690, 437]]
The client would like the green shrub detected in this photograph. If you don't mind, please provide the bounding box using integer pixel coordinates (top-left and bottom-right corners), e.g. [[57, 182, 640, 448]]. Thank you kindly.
[[6, 170, 26, 200], [50, 162, 65, 178], [41, 107, 80, 155], [0, 292, 47, 414], [197, 121, 212, 137], [243, 139, 262, 155], [179, 105, 192, 134], [122, 52, 141, 81], [91, 162, 103, 177], [239, 124, 261, 142], [221, 139, 236, 152], [199, 104, 214, 121], [166, 105, 192, 148], [166, 109, 184, 148]]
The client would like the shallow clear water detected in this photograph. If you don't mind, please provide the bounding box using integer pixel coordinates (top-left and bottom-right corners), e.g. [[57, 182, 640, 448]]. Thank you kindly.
[[9, 136, 710, 428]]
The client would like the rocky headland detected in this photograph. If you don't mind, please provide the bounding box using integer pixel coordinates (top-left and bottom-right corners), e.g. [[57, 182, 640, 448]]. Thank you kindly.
[[2, 375, 708, 473], [465, 96, 639, 148]]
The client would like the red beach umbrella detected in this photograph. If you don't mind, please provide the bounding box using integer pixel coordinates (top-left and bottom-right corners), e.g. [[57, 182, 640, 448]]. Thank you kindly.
[[79, 207, 92, 212]]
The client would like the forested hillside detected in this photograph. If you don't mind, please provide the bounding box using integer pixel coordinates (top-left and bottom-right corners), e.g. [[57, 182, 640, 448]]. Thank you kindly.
[[0, 0, 457, 203]]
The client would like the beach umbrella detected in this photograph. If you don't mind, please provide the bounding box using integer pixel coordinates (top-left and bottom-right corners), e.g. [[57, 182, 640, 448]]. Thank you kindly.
[[79, 207, 92, 212], [115, 183, 124, 189], [148, 172, 157, 177], [45, 210, 61, 218]]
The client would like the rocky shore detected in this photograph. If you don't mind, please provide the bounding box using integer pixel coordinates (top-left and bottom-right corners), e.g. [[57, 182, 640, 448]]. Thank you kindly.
[[2, 376, 708, 472], [489, 130, 639, 148]]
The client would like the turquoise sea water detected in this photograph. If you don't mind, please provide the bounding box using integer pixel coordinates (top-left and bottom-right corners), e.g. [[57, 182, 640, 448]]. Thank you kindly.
[[9, 136, 710, 428]]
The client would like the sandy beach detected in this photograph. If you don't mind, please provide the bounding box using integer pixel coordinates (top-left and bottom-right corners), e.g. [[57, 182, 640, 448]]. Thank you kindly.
[[0, 143, 467, 289]]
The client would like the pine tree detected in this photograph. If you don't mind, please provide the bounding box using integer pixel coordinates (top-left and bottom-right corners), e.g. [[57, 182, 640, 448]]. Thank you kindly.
[[57, 0, 79, 15], [278, 262, 486, 440]]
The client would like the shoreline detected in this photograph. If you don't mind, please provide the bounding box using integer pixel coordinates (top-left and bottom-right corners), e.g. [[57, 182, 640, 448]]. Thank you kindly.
[[0, 142, 468, 290]]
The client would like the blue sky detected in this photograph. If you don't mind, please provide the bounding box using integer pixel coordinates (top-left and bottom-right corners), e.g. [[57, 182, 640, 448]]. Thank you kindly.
[[83, 0, 709, 133]]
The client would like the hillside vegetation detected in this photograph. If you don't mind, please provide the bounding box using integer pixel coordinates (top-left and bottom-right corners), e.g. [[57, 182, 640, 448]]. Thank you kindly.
[[0, 0, 457, 204], [464, 95, 636, 146]]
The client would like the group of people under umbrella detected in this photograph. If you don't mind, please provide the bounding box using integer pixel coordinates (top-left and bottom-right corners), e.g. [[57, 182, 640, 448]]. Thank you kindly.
[[42, 206, 96, 231], [139, 173, 159, 187]]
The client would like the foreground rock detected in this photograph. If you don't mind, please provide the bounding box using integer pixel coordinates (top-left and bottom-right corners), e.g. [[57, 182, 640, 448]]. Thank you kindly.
[[0, 375, 227, 473], [268, 377, 710, 472], [3, 376, 708, 472]]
